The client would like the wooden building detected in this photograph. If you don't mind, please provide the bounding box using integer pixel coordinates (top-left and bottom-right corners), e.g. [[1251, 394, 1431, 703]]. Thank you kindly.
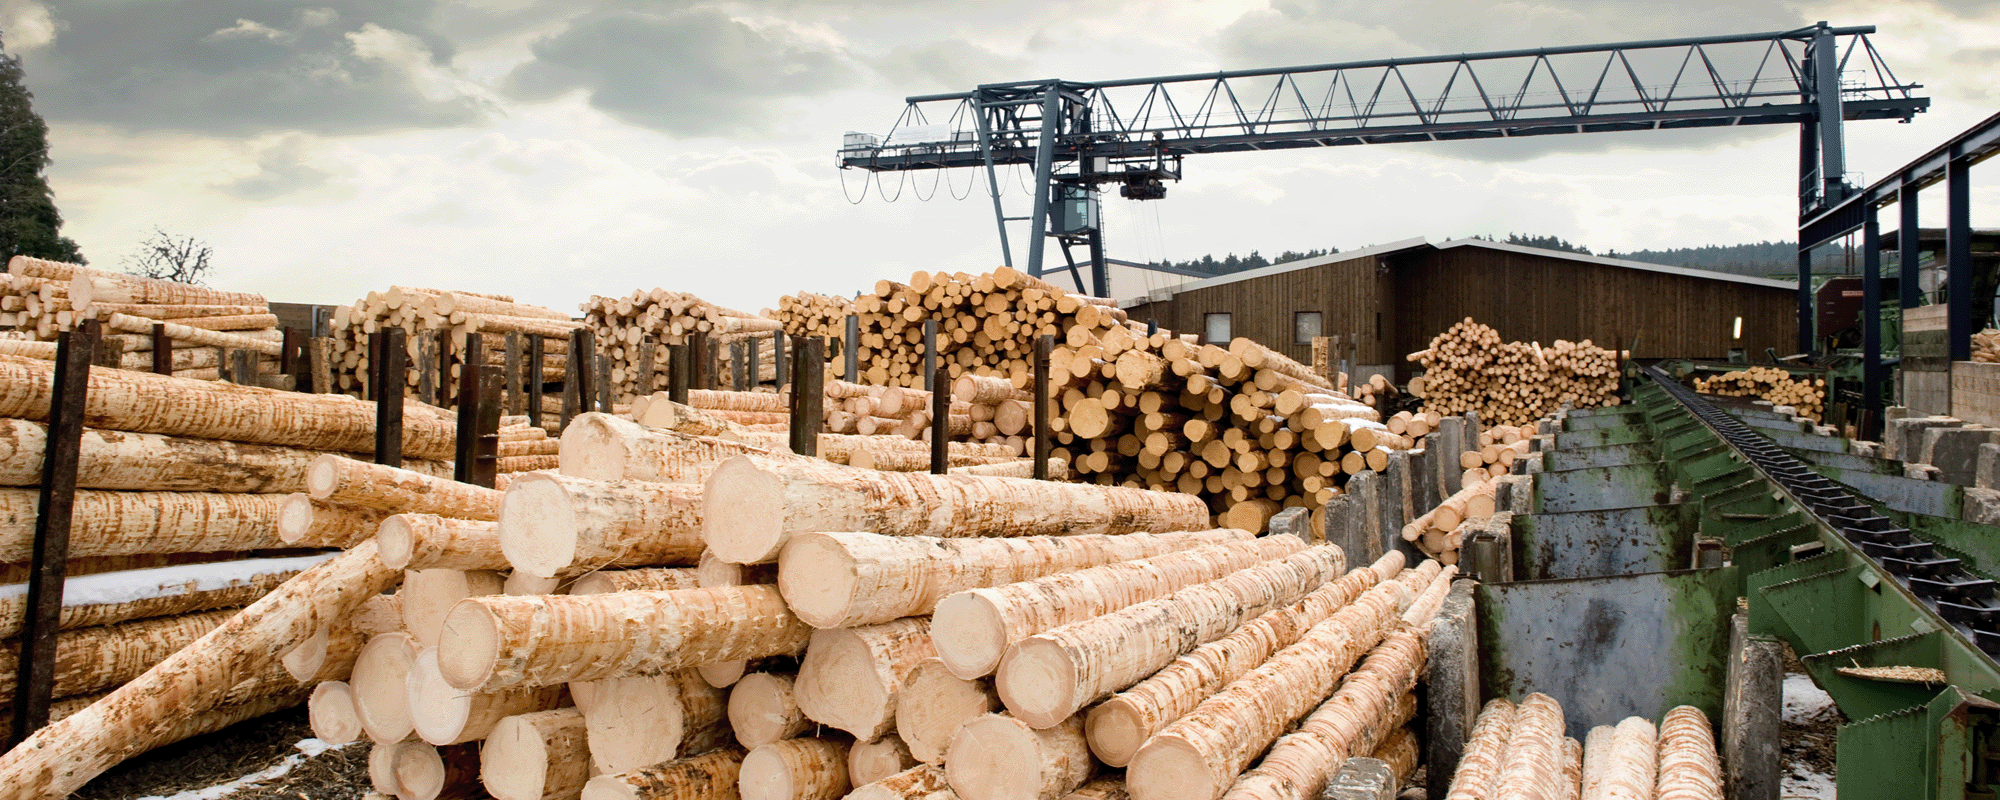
[[1120, 237, 1798, 381]]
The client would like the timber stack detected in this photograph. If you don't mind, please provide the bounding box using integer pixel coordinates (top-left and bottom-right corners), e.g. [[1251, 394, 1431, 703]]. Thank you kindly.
[[1975, 329, 2000, 363], [1690, 367, 1826, 423], [580, 289, 786, 402], [1405, 318, 1621, 426], [324, 286, 580, 409], [4, 256, 287, 384], [1442, 695, 1722, 799], [775, 291, 854, 355]]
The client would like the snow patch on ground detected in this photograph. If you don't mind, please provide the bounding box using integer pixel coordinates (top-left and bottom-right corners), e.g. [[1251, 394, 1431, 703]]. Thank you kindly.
[[1784, 764, 1838, 799], [1783, 673, 1834, 723], [131, 739, 355, 800], [0, 554, 335, 607]]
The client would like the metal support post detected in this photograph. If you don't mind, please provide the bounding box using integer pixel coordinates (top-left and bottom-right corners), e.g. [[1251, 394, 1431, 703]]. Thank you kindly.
[[564, 328, 594, 430], [689, 331, 710, 391], [283, 327, 307, 391], [732, 341, 747, 392], [596, 353, 613, 413], [789, 336, 824, 457], [373, 328, 405, 467], [931, 364, 950, 475], [526, 335, 545, 431], [150, 322, 171, 375], [1863, 208, 1883, 412], [1798, 240, 1815, 353], [668, 343, 690, 405], [1033, 335, 1052, 480], [773, 331, 788, 393], [9, 319, 96, 747], [1948, 157, 1973, 363], [637, 336, 655, 397], [1025, 86, 1063, 278], [973, 95, 1015, 268], [746, 336, 760, 390], [1900, 183, 1922, 309], [455, 333, 484, 484], [503, 331, 523, 416]]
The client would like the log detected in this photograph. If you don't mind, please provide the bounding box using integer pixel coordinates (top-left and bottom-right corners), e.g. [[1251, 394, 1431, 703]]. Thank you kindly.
[[391, 741, 481, 800], [100, 312, 281, 356], [580, 747, 745, 800], [1443, 699, 1517, 800], [895, 657, 1000, 764], [483, 707, 590, 800], [308, 454, 503, 520], [71, 274, 264, 308], [740, 737, 851, 800], [1490, 693, 1566, 800], [408, 646, 566, 745], [701, 455, 1211, 564], [795, 617, 934, 740], [0, 541, 399, 798], [438, 585, 812, 691], [571, 566, 701, 595], [0, 553, 321, 639], [727, 671, 810, 750], [776, 529, 1251, 629], [1591, 716, 1656, 800], [401, 569, 505, 646], [0, 607, 235, 700], [78, 302, 267, 320], [1123, 577, 1417, 800], [563, 412, 779, 483], [310, 680, 364, 744], [354, 631, 423, 744], [1085, 552, 1404, 766], [1655, 706, 1721, 799], [497, 472, 704, 578], [944, 714, 1093, 800], [849, 765, 956, 800], [578, 668, 727, 774], [378, 514, 504, 571], [0, 487, 283, 562], [0, 356, 456, 458], [0, 418, 333, 493], [1218, 629, 1425, 800], [279, 494, 390, 547], [931, 537, 1303, 680], [996, 545, 1351, 729], [849, 736, 918, 787]]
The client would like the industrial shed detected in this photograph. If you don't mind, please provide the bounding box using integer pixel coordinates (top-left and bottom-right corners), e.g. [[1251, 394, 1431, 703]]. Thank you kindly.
[[1119, 237, 1798, 381]]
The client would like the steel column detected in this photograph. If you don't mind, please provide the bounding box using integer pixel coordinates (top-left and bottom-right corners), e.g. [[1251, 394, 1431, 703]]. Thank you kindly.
[[1901, 182, 1923, 308], [1025, 86, 1062, 278], [974, 96, 1015, 268], [1810, 24, 1848, 205], [1863, 208, 1883, 410], [1949, 157, 1973, 362]]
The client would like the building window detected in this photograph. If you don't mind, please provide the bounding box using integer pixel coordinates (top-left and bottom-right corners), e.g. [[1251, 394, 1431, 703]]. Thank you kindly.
[[1205, 313, 1232, 343], [1294, 312, 1323, 345]]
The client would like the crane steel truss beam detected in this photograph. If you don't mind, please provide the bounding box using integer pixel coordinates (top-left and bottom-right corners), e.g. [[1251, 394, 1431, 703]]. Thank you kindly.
[[841, 25, 1922, 173]]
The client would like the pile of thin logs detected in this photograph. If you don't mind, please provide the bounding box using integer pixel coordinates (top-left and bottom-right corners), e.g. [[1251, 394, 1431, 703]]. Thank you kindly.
[[1444, 695, 1721, 799], [773, 267, 1139, 390], [1046, 327, 1407, 530], [1691, 367, 1827, 423], [1975, 329, 2000, 363], [0, 353, 468, 789], [581, 289, 784, 402], [775, 291, 854, 355], [631, 377, 1037, 459], [4, 257, 286, 383], [1406, 319, 1621, 426], [325, 286, 580, 405]]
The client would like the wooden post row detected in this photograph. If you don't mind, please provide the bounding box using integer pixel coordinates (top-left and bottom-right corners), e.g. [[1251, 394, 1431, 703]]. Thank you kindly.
[[1034, 334, 1052, 481], [455, 333, 484, 485], [149, 323, 172, 376], [11, 319, 98, 746], [527, 335, 546, 430], [788, 335, 824, 457], [930, 364, 949, 474], [668, 343, 690, 405], [772, 330, 788, 393], [922, 319, 937, 393]]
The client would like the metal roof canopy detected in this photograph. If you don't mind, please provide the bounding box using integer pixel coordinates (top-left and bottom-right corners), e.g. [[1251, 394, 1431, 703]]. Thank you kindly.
[[838, 23, 1928, 297], [1794, 112, 2000, 420]]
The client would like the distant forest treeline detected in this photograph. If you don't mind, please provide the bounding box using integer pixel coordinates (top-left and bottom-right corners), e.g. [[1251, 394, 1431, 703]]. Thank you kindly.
[[1151, 233, 1855, 279]]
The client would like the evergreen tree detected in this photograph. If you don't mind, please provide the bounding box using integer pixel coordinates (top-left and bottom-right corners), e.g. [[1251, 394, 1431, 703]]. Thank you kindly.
[[0, 39, 82, 265]]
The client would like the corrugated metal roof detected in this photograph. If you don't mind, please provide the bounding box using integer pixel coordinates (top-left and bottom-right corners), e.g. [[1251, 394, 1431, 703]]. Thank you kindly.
[[1432, 238, 1799, 290]]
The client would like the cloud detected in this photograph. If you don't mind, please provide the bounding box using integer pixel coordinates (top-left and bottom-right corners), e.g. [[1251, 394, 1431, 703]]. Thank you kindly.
[[869, 39, 1031, 93], [17, 1, 491, 135], [213, 133, 340, 201], [0, 0, 61, 51], [500, 6, 856, 138]]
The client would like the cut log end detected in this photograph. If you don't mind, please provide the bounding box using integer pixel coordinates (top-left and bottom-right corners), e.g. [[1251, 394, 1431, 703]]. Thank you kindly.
[[557, 414, 629, 483], [699, 659, 749, 689], [930, 592, 1007, 680], [1127, 735, 1226, 800], [377, 515, 417, 570], [497, 473, 581, 579], [353, 632, 420, 744], [1082, 699, 1144, 768], [993, 637, 1081, 730], [701, 456, 788, 564], [308, 681, 363, 744], [408, 648, 473, 746], [436, 601, 502, 691], [775, 533, 860, 629]]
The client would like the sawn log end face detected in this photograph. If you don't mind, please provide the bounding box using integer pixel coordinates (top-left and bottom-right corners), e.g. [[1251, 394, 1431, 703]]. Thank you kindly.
[[497, 473, 579, 579], [702, 455, 790, 564]]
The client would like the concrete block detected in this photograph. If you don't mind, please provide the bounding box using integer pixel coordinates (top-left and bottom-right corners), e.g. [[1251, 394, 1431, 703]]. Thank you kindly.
[[1853, 440, 1883, 459], [1324, 757, 1396, 800], [1922, 426, 2000, 486], [1462, 515, 1513, 583], [1381, 451, 1423, 565], [1903, 462, 1941, 481], [1492, 474, 1535, 515], [1723, 612, 1783, 800], [1410, 448, 1442, 518], [1887, 416, 1963, 462], [1886, 405, 1913, 422], [1979, 443, 2000, 490], [1268, 507, 1310, 541], [1964, 488, 2000, 527], [1433, 416, 1466, 498], [1342, 471, 1386, 563], [1521, 451, 1546, 475], [1424, 579, 1479, 799]]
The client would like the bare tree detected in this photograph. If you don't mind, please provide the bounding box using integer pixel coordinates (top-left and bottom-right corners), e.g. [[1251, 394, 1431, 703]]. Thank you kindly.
[[122, 227, 213, 286]]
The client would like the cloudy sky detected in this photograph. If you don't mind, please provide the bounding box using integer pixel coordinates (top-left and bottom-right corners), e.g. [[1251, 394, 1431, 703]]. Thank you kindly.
[[7, 0, 1998, 314]]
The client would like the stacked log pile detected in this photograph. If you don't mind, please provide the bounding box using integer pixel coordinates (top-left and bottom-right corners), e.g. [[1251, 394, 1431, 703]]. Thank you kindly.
[[775, 292, 854, 354], [1406, 319, 1621, 426], [1691, 367, 1826, 422], [1044, 329, 1401, 529], [325, 286, 580, 405], [773, 268, 1140, 390], [1975, 329, 2000, 363], [1443, 696, 1721, 799], [4, 257, 286, 383], [580, 289, 784, 402]]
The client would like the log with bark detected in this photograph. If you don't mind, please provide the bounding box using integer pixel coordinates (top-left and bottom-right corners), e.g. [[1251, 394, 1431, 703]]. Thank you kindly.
[[308, 455, 503, 520], [482, 707, 590, 800], [577, 668, 728, 775], [944, 714, 1093, 800], [497, 472, 705, 578], [894, 657, 1000, 765], [740, 737, 852, 800], [727, 671, 810, 750], [0, 488, 284, 561], [794, 617, 934, 740], [579, 747, 745, 800]]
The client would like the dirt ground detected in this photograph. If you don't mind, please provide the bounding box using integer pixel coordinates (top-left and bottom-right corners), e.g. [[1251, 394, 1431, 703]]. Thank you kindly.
[[72, 707, 370, 800]]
